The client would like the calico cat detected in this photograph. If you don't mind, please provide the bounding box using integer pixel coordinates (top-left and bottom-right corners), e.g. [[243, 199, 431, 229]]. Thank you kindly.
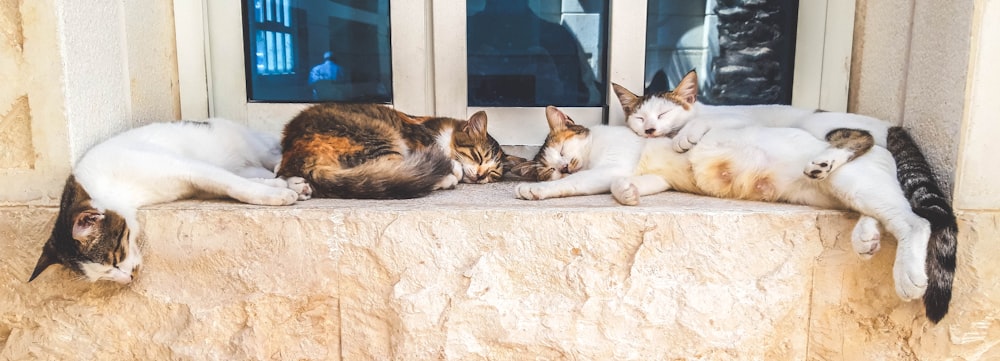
[[30, 119, 312, 284], [515, 105, 944, 323], [277, 103, 514, 199], [612, 71, 956, 323]]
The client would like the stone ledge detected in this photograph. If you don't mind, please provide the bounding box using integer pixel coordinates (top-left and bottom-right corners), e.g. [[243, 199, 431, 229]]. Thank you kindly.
[[1, 182, 996, 360]]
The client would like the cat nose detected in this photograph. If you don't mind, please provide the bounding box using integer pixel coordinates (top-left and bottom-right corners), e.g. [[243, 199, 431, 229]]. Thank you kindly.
[[645, 128, 656, 135], [560, 165, 571, 173]]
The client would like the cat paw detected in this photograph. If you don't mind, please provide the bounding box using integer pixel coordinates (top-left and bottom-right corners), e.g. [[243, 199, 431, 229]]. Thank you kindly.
[[672, 122, 710, 153], [804, 160, 834, 180], [435, 174, 459, 190], [804, 148, 853, 180], [514, 183, 550, 200], [285, 177, 313, 201], [611, 179, 640, 206], [851, 216, 881, 259], [894, 256, 929, 300], [261, 189, 300, 206]]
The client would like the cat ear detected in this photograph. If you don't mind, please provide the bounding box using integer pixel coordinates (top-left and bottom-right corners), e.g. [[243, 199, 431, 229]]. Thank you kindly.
[[29, 243, 59, 282], [612, 83, 640, 116], [545, 106, 574, 131], [674, 70, 699, 105], [465, 111, 489, 139], [72, 209, 104, 244]]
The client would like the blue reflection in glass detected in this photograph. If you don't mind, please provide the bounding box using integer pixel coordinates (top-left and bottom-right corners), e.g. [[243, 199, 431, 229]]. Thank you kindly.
[[467, 0, 608, 107], [245, 0, 392, 103]]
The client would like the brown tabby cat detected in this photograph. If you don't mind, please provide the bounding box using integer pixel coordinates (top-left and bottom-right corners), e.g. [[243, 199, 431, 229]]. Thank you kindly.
[[278, 103, 517, 199]]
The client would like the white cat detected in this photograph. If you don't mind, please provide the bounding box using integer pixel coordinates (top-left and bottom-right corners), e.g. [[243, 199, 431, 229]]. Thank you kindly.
[[611, 71, 956, 323], [513, 104, 945, 323], [30, 119, 312, 284]]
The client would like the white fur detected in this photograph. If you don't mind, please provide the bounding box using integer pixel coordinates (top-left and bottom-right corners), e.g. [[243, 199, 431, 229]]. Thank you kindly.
[[515, 126, 642, 200], [518, 118, 930, 301], [72, 118, 311, 283]]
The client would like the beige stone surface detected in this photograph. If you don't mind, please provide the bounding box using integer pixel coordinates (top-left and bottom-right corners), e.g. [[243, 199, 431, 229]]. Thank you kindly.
[[0, 96, 33, 169], [2, 183, 997, 360]]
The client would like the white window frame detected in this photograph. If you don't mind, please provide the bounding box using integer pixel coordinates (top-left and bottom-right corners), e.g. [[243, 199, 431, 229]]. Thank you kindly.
[[174, 0, 855, 144]]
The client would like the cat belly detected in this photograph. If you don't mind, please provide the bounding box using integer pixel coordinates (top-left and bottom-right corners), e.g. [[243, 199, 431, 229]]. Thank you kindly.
[[688, 127, 834, 203]]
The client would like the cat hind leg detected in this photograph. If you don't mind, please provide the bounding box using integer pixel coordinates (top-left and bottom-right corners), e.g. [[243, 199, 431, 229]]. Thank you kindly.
[[240, 166, 313, 201], [805, 129, 875, 180], [187, 164, 299, 206], [283, 176, 313, 200], [830, 158, 929, 300]]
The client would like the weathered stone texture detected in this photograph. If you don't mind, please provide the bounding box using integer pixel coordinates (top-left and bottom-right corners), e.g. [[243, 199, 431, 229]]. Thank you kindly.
[[0, 96, 34, 169], [1, 183, 997, 360]]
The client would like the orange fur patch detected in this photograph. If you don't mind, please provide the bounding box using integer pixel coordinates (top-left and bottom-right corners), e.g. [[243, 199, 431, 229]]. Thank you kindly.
[[695, 159, 779, 202], [282, 134, 365, 176]]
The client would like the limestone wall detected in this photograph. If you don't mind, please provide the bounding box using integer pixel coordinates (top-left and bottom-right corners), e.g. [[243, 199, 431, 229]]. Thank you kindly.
[[0, 0, 179, 206], [2, 186, 997, 360]]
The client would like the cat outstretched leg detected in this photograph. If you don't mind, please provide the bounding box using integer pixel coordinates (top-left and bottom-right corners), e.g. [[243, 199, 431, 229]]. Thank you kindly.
[[804, 129, 875, 180], [515, 169, 620, 200], [238, 166, 313, 201], [611, 175, 671, 206], [186, 162, 300, 206], [829, 151, 930, 300]]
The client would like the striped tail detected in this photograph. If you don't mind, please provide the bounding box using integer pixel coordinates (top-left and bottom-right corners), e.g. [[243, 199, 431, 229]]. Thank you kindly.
[[886, 127, 957, 323], [310, 147, 454, 199]]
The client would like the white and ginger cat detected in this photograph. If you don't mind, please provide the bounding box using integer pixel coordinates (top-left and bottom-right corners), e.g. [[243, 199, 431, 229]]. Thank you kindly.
[[30, 119, 312, 284], [513, 104, 946, 323], [612, 71, 956, 323]]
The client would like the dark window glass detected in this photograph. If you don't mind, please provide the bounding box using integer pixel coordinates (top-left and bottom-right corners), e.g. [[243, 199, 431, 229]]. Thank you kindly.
[[244, 0, 392, 103], [467, 0, 608, 107], [644, 0, 798, 105]]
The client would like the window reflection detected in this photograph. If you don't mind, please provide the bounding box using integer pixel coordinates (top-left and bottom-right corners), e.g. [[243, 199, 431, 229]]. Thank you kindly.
[[467, 0, 607, 107], [643, 0, 798, 105], [245, 0, 392, 103]]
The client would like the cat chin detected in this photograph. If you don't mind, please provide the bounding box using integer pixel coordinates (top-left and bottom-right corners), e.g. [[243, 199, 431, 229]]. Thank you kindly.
[[79, 262, 138, 284]]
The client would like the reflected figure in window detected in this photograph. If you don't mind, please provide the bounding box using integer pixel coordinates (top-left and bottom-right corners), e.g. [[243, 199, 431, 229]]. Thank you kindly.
[[309, 51, 345, 100], [467, 0, 599, 107]]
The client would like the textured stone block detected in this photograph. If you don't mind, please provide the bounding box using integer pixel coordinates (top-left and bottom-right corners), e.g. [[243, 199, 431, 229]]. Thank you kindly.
[[0, 96, 34, 169], [1, 183, 997, 360]]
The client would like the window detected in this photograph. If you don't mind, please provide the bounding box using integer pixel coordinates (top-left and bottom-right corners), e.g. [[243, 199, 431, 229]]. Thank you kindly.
[[466, 1, 607, 108], [643, 0, 798, 105], [243, 0, 392, 103], [179, 0, 854, 143]]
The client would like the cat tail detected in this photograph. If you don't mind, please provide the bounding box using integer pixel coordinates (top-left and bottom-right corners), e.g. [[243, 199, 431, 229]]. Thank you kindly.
[[310, 147, 454, 199], [886, 126, 957, 323]]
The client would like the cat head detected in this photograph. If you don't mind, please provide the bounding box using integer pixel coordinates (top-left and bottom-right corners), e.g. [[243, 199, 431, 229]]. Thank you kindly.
[[612, 69, 700, 138], [517, 106, 592, 181], [30, 176, 140, 284], [452, 111, 511, 184]]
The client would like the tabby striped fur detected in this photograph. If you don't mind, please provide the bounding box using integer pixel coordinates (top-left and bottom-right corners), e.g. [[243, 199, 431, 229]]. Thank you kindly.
[[278, 103, 507, 199]]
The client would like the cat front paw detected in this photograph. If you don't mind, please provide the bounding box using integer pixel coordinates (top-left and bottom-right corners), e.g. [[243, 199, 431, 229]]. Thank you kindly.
[[285, 176, 313, 201], [672, 122, 710, 153], [894, 255, 929, 301], [514, 183, 551, 200], [611, 179, 640, 206], [851, 216, 881, 259], [434, 174, 459, 190]]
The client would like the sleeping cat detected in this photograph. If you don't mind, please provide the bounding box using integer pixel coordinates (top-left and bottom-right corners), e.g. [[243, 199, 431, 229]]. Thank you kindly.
[[277, 103, 514, 199], [514, 105, 947, 323], [612, 71, 956, 323], [30, 119, 312, 284]]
